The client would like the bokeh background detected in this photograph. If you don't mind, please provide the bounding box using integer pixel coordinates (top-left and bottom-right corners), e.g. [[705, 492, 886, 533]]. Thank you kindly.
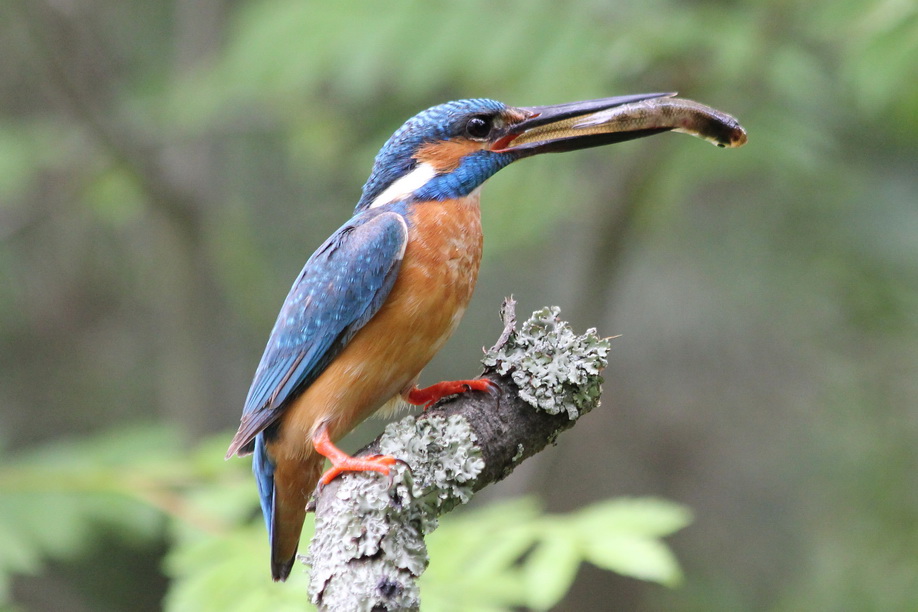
[[2, 0, 917, 610]]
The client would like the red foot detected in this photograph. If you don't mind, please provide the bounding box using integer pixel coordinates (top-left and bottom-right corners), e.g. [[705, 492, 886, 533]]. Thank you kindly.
[[406, 378, 496, 410], [313, 424, 398, 486]]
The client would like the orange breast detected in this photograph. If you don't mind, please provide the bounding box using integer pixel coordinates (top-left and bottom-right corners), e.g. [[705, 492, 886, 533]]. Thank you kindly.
[[273, 196, 483, 460]]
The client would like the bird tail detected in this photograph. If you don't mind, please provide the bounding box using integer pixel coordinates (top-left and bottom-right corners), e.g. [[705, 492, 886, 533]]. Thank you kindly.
[[253, 435, 324, 582]]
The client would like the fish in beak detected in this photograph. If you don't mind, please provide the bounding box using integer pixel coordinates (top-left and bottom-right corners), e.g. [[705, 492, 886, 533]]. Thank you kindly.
[[493, 92, 747, 155]]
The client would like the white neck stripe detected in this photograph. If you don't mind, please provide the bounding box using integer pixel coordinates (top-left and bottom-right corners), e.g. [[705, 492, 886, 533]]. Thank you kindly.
[[368, 162, 438, 209]]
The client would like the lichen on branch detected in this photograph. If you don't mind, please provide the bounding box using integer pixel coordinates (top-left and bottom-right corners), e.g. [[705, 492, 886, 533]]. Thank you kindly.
[[307, 414, 484, 610], [307, 300, 612, 611], [483, 305, 610, 419]]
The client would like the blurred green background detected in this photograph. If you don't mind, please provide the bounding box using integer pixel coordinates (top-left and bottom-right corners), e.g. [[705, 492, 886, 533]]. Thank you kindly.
[[2, 0, 917, 610]]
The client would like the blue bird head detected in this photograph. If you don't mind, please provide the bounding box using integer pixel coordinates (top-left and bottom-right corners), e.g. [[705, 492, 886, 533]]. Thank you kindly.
[[354, 93, 681, 212]]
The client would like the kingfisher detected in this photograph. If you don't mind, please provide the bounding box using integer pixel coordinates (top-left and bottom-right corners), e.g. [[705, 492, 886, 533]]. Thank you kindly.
[[226, 92, 746, 581]]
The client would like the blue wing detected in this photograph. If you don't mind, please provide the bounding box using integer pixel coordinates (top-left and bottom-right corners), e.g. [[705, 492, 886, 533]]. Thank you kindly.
[[226, 210, 408, 458]]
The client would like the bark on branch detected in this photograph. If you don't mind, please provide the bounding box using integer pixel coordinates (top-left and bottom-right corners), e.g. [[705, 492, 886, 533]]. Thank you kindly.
[[306, 299, 611, 611]]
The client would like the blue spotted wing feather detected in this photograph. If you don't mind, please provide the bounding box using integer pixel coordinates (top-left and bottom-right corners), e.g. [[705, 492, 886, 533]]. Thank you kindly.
[[226, 210, 408, 458]]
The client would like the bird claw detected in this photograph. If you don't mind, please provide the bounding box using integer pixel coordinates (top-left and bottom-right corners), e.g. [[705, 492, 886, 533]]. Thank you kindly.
[[385, 457, 412, 489], [480, 378, 500, 397], [313, 455, 410, 501], [407, 377, 498, 410], [317, 453, 399, 487]]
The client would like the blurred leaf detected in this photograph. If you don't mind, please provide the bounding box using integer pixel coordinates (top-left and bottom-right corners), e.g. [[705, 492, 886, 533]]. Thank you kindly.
[[0, 428, 179, 607], [522, 529, 582, 611], [0, 426, 250, 607], [575, 497, 694, 538], [17, 424, 178, 468], [422, 496, 689, 609], [422, 498, 538, 609], [583, 534, 684, 587], [164, 522, 311, 612]]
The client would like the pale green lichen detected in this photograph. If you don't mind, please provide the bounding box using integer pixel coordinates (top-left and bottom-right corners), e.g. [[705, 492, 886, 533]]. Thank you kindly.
[[307, 414, 484, 611], [378, 414, 485, 519], [482, 306, 610, 420]]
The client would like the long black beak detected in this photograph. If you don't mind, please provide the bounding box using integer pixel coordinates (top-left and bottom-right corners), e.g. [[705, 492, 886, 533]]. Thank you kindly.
[[492, 92, 746, 154]]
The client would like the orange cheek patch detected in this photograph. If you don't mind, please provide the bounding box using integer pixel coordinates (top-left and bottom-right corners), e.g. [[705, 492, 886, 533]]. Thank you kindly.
[[414, 138, 485, 173]]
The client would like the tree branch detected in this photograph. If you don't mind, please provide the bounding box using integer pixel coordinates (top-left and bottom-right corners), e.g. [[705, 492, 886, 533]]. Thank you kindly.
[[306, 299, 612, 611]]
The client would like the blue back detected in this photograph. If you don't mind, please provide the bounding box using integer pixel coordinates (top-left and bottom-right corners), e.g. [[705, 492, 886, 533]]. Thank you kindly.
[[228, 210, 409, 527]]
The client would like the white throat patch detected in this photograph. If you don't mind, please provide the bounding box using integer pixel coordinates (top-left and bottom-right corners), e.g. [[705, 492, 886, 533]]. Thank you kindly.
[[368, 162, 438, 209]]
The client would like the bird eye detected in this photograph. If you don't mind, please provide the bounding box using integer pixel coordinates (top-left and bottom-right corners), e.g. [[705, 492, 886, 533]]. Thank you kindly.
[[465, 116, 493, 140]]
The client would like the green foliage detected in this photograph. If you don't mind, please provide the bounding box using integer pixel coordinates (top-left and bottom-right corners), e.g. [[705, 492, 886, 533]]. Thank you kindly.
[[165, 523, 312, 612], [0, 427, 177, 603], [421, 497, 691, 612], [0, 427, 689, 611]]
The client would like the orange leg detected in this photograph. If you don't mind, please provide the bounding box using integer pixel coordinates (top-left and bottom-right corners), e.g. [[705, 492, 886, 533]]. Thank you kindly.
[[313, 423, 398, 486], [406, 377, 496, 410]]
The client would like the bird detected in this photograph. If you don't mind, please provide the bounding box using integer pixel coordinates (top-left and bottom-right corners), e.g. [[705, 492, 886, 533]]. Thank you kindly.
[[225, 92, 747, 581]]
